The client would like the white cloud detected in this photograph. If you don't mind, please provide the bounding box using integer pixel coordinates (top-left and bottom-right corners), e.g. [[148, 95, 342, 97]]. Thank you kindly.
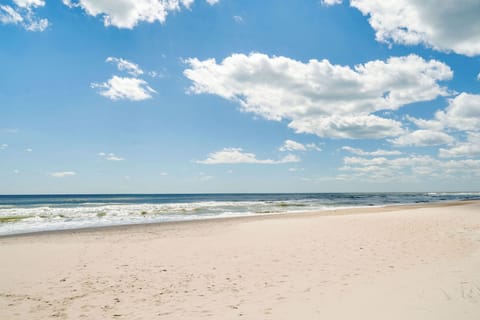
[[23, 16, 47, 31], [434, 93, 480, 132], [148, 70, 164, 78], [306, 143, 322, 151], [25, 148, 32, 152], [184, 53, 452, 139], [160, 172, 168, 176], [0, 144, 8, 150], [13, 169, 20, 174], [405, 115, 444, 131], [337, 0, 480, 56], [106, 154, 125, 161], [64, 0, 220, 29], [49, 171, 76, 178], [14, 0, 45, 7], [340, 155, 480, 181], [106, 57, 144, 77], [0, 5, 23, 24], [279, 140, 306, 152], [93, 58, 155, 101], [279, 140, 321, 152], [197, 148, 300, 164], [290, 114, 405, 139], [439, 132, 480, 158], [391, 130, 455, 147], [98, 152, 125, 161], [342, 146, 402, 156], [322, 0, 343, 5], [91, 76, 156, 101], [404, 92, 480, 157], [0, 0, 48, 32], [233, 15, 243, 23], [405, 93, 480, 143]]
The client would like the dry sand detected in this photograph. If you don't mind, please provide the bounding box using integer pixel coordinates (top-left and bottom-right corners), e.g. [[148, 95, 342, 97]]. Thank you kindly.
[[1, 201, 480, 319]]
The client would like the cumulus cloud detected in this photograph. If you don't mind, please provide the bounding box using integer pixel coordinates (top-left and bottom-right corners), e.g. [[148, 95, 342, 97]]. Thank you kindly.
[[15, 0, 45, 7], [279, 140, 306, 152], [197, 148, 300, 164], [289, 115, 405, 139], [184, 53, 452, 139], [92, 76, 156, 101], [63, 0, 220, 29], [341, 146, 402, 156], [279, 140, 321, 152], [98, 152, 125, 161], [0, 0, 48, 31], [335, 0, 480, 56], [404, 115, 444, 131], [322, 0, 343, 5], [439, 132, 480, 158], [306, 143, 322, 151], [93, 58, 155, 101], [406, 92, 480, 135], [0, 144, 8, 150], [434, 93, 480, 132], [404, 92, 480, 157], [0, 5, 23, 24], [49, 171, 76, 178], [106, 57, 144, 77], [390, 130, 455, 147]]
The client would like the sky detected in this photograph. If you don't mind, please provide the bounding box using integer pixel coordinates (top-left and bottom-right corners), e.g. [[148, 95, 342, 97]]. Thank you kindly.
[[0, 0, 479, 194]]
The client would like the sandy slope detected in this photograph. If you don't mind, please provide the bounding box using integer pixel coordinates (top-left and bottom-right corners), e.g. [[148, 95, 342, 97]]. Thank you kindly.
[[1, 201, 479, 319]]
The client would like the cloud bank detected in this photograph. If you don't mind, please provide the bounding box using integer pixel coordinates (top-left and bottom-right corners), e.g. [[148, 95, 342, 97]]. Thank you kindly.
[[340, 155, 480, 181]]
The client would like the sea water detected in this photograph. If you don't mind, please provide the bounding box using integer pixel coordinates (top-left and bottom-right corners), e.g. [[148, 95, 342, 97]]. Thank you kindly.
[[1, 193, 479, 236]]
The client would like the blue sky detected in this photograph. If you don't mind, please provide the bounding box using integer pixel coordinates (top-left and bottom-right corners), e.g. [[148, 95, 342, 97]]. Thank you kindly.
[[1, 0, 479, 194]]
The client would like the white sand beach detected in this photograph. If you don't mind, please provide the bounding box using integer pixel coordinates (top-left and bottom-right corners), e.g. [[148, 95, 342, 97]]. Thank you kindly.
[[1, 201, 480, 319]]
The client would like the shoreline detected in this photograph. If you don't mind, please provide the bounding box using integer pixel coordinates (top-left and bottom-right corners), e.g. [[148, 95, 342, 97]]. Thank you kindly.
[[2, 199, 477, 239]]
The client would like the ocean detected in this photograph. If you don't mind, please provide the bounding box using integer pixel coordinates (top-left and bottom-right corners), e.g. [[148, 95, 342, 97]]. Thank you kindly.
[[0, 192, 479, 236]]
